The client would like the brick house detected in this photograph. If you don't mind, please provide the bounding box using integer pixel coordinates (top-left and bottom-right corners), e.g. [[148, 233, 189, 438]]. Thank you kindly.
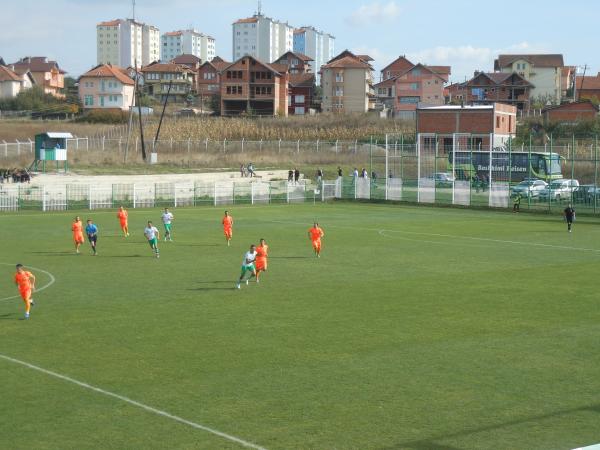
[[542, 101, 598, 124], [141, 61, 194, 102], [417, 103, 517, 148], [374, 56, 450, 119], [78, 64, 135, 111], [273, 51, 313, 75], [171, 54, 202, 71], [446, 72, 532, 111], [9, 56, 66, 98], [289, 73, 315, 115], [197, 56, 230, 99], [220, 55, 289, 117], [576, 73, 600, 102]]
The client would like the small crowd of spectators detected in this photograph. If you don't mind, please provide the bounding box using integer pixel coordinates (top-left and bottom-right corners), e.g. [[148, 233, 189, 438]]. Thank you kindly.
[[240, 163, 257, 178], [1, 168, 31, 184]]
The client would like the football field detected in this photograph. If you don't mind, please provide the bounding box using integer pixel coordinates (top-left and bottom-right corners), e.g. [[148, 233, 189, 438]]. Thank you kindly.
[[1, 202, 599, 450]]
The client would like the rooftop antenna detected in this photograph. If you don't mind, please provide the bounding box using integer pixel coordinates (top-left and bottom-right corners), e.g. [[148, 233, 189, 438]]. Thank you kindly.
[[132, 0, 136, 20], [257, 0, 262, 15]]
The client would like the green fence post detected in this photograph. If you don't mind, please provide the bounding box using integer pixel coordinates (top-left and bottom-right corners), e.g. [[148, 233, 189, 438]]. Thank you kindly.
[[571, 134, 576, 206], [595, 134, 598, 214]]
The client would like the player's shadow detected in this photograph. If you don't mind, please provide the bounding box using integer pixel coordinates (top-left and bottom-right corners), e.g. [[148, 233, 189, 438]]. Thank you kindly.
[[186, 287, 236, 291], [0, 313, 15, 320]]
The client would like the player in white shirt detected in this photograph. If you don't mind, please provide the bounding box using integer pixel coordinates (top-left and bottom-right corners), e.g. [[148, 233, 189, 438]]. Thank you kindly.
[[236, 245, 257, 289], [161, 208, 174, 241], [144, 221, 160, 258]]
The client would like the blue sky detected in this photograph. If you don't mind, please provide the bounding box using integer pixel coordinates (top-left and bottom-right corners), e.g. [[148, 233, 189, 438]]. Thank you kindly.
[[1, 0, 598, 81]]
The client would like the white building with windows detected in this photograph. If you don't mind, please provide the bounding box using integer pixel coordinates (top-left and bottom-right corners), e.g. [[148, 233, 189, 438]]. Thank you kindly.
[[293, 26, 335, 81], [232, 14, 293, 63], [97, 19, 160, 69], [161, 30, 216, 63]]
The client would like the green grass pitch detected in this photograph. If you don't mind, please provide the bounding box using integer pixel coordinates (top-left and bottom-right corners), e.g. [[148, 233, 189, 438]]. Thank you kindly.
[[1, 203, 599, 450]]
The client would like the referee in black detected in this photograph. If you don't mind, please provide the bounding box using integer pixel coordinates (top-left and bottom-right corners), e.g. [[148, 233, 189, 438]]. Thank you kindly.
[[564, 203, 576, 233]]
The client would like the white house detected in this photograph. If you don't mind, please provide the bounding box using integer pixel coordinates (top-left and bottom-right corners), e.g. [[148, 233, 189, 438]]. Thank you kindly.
[[0, 65, 34, 98]]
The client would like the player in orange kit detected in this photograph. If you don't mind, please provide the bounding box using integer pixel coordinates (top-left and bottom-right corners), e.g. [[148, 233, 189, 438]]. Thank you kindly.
[[14, 264, 36, 319], [72, 216, 84, 254], [255, 238, 269, 283], [308, 223, 325, 258], [117, 206, 129, 237], [222, 211, 233, 246]]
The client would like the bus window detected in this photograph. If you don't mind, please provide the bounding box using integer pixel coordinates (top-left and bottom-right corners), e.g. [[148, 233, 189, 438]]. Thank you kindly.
[[537, 158, 546, 176], [550, 157, 562, 174]]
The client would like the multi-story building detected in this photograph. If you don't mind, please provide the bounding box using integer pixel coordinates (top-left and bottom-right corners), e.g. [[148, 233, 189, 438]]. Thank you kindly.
[[232, 13, 293, 63], [273, 51, 313, 75], [97, 19, 160, 69], [293, 27, 334, 82], [141, 62, 195, 103], [78, 64, 135, 111], [161, 30, 215, 63], [321, 50, 374, 114], [9, 57, 65, 98], [220, 55, 289, 117], [374, 56, 450, 119], [0, 65, 34, 98], [289, 74, 315, 115], [417, 103, 517, 148], [446, 72, 532, 111], [197, 56, 230, 98], [576, 73, 600, 102], [494, 54, 566, 105]]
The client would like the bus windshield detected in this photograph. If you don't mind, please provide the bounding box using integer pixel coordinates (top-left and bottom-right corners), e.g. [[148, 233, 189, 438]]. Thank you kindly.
[[549, 157, 562, 174]]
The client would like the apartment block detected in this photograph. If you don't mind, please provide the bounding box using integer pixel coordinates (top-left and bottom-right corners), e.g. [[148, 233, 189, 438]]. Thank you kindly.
[[161, 30, 215, 63], [97, 19, 160, 69], [293, 27, 335, 81], [220, 55, 289, 117], [232, 14, 293, 63], [321, 51, 374, 114]]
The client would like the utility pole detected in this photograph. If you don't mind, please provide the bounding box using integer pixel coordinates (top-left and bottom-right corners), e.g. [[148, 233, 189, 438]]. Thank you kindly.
[[576, 64, 588, 102]]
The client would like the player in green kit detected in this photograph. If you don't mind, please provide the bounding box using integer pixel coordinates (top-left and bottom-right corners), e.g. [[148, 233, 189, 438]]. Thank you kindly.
[[144, 221, 160, 258], [236, 245, 257, 289], [161, 208, 174, 241]]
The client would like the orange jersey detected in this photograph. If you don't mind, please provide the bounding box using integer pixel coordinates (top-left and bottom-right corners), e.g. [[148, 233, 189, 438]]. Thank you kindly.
[[309, 227, 324, 241], [256, 244, 269, 259], [117, 210, 128, 223], [222, 216, 233, 229], [72, 221, 83, 235], [15, 271, 33, 291]]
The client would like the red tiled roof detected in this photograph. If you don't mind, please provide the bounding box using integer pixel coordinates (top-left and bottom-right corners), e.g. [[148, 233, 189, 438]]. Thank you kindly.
[[495, 54, 564, 69], [171, 54, 202, 66], [357, 55, 374, 62], [381, 56, 414, 74], [141, 62, 193, 73], [373, 77, 397, 88], [576, 74, 600, 90], [0, 65, 21, 82], [275, 51, 314, 63], [293, 29, 305, 35], [322, 55, 371, 70], [80, 64, 135, 85], [267, 63, 289, 74], [426, 65, 451, 75], [97, 19, 121, 27], [164, 31, 183, 37], [11, 57, 66, 74], [234, 17, 258, 24], [289, 73, 315, 87]]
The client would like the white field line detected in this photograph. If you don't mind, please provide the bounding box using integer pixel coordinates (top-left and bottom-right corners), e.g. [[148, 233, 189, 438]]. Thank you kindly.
[[266, 219, 600, 254], [0, 353, 267, 450], [0, 264, 56, 303]]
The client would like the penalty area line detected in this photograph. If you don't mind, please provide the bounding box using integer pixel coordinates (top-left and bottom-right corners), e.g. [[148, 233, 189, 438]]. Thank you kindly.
[[0, 353, 267, 450], [0, 264, 56, 303]]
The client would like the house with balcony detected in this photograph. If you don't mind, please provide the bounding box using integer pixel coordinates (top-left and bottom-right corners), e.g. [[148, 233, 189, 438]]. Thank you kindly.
[[220, 55, 289, 116], [197, 56, 230, 99], [78, 64, 135, 111], [494, 54, 566, 105], [0, 64, 34, 98], [10, 57, 66, 98], [141, 62, 195, 103], [446, 72, 533, 111], [273, 51, 313, 75], [321, 50, 374, 114], [374, 56, 450, 119], [289, 73, 315, 115], [171, 54, 202, 71]]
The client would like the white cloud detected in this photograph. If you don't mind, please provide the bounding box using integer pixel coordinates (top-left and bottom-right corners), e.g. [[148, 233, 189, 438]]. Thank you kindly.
[[347, 1, 402, 26]]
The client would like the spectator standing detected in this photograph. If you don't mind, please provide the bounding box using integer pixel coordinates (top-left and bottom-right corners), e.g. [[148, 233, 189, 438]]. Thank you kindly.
[[294, 168, 300, 184]]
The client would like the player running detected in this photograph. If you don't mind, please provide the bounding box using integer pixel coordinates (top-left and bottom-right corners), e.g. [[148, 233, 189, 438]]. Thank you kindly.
[[237, 244, 257, 289], [222, 211, 234, 246], [72, 216, 84, 254], [117, 206, 129, 237], [255, 238, 269, 284], [14, 264, 35, 320], [144, 221, 160, 258], [564, 204, 576, 233], [161, 208, 174, 241], [85, 219, 99, 256], [308, 222, 325, 258]]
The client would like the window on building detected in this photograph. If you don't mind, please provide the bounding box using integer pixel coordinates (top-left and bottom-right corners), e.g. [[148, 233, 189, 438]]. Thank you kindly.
[[412, 68, 421, 76], [399, 96, 420, 104], [335, 72, 343, 83], [335, 87, 343, 96], [84, 95, 94, 106], [410, 82, 419, 90], [295, 106, 305, 115], [295, 95, 305, 103]]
